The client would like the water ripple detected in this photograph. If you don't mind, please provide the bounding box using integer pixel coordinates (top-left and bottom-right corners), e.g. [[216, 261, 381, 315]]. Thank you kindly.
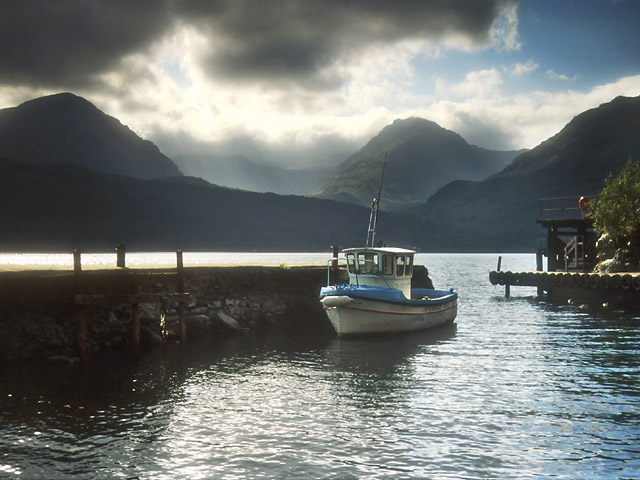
[[1, 254, 639, 478]]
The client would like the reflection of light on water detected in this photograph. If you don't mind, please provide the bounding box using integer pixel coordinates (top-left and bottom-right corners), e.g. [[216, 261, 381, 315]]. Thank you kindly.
[[5, 252, 637, 478], [158, 362, 348, 478], [0, 464, 21, 476], [0, 252, 332, 269]]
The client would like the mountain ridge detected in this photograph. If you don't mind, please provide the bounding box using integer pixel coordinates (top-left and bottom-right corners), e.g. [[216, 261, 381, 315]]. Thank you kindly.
[[0, 92, 182, 179], [404, 95, 640, 251], [317, 117, 524, 210], [0, 155, 399, 252], [2, 92, 638, 252]]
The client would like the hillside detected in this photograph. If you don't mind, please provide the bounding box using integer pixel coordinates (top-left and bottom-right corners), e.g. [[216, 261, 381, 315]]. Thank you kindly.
[[405, 95, 640, 252], [0, 157, 408, 252], [317, 117, 523, 210], [173, 153, 326, 195], [0, 93, 182, 179]]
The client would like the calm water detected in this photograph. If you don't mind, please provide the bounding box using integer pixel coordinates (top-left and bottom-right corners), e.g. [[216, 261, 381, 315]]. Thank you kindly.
[[1, 253, 639, 479]]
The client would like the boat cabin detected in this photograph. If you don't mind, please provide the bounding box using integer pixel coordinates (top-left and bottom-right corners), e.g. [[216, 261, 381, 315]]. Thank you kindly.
[[343, 247, 415, 297]]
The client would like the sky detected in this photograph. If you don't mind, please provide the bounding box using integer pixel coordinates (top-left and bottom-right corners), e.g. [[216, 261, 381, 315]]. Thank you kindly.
[[0, 0, 639, 167]]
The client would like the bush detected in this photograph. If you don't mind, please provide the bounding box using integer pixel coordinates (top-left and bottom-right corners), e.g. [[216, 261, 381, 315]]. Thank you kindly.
[[593, 158, 640, 244]]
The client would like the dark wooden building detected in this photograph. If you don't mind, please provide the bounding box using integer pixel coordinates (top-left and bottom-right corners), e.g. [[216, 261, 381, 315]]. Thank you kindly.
[[536, 197, 596, 272]]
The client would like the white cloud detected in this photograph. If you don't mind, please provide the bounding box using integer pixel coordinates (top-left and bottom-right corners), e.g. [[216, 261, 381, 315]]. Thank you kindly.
[[546, 69, 578, 82], [1, 4, 637, 166], [511, 60, 539, 77], [435, 68, 504, 99], [419, 74, 640, 150], [491, 2, 521, 51]]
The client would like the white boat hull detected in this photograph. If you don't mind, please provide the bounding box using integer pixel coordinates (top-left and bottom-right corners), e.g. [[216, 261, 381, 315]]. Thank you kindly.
[[321, 295, 457, 335]]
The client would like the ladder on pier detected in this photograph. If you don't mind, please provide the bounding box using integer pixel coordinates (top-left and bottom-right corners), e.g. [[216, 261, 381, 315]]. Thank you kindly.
[[564, 235, 585, 271]]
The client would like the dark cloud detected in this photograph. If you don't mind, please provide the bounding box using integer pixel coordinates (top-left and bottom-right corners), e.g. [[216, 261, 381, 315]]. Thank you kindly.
[[0, 0, 516, 89], [0, 0, 171, 87], [179, 0, 516, 88]]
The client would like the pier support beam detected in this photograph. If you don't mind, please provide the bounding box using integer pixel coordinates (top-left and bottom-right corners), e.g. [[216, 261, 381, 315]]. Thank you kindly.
[[116, 244, 126, 268], [177, 250, 187, 346]]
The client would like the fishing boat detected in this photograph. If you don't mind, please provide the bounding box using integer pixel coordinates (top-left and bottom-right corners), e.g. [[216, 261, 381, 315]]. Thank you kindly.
[[319, 153, 458, 336]]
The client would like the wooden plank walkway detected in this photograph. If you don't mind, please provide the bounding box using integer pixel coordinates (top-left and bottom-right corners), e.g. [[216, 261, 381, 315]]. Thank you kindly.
[[489, 270, 640, 305]]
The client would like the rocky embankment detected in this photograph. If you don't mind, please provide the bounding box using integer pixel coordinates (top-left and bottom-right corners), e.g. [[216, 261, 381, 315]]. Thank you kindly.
[[0, 265, 346, 363], [0, 264, 433, 363]]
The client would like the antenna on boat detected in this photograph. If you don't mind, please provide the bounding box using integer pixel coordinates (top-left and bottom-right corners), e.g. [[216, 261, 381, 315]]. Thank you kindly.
[[366, 151, 388, 248]]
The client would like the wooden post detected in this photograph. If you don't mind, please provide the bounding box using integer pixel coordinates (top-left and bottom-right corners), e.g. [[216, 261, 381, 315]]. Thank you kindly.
[[177, 250, 186, 345], [536, 249, 543, 271], [116, 244, 126, 268], [176, 250, 185, 293], [178, 302, 187, 345], [505, 284, 510, 298], [496, 256, 502, 272], [73, 249, 82, 273], [73, 249, 87, 362], [536, 249, 544, 297]]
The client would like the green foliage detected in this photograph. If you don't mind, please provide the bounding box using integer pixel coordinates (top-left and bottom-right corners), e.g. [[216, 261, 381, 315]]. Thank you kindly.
[[593, 158, 640, 241]]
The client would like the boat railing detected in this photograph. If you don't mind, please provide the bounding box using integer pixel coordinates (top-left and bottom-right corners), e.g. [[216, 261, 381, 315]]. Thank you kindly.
[[326, 257, 344, 287], [326, 256, 368, 287]]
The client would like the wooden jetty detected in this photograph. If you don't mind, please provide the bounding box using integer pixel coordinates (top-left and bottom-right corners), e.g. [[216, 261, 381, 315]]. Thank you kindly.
[[0, 246, 359, 363], [489, 197, 640, 308], [73, 248, 192, 362], [490, 268, 640, 298]]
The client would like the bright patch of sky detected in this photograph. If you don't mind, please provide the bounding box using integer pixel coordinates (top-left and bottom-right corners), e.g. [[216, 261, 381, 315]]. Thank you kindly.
[[0, 0, 638, 163]]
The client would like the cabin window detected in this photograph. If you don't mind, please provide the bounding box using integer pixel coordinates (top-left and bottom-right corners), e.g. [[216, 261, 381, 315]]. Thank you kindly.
[[396, 255, 405, 276], [382, 255, 393, 275], [346, 253, 356, 273], [357, 252, 379, 274], [405, 255, 413, 276]]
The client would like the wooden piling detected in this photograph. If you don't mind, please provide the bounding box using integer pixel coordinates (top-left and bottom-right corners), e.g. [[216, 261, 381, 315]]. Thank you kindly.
[[330, 245, 340, 285], [68, 249, 194, 360], [116, 244, 126, 268], [177, 250, 186, 345], [73, 249, 87, 362], [73, 249, 82, 273], [176, 249, 185, 292]]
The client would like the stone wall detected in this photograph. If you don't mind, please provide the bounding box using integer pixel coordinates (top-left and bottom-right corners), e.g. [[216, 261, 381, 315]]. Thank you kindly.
[[0, 264, 431, 362], [0, 266, 342, 362]]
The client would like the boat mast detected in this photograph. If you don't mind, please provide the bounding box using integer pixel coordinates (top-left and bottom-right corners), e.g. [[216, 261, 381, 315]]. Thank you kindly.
[[366, 151, 388, 248]]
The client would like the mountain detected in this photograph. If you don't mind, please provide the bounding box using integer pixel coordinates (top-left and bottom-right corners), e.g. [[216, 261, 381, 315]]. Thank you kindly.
[[173, 153, 326, 195], [0, 93, 182, 179], [0, 156, 407, 252], [316, 117, 524, 210], [405, 95, 640, 252]]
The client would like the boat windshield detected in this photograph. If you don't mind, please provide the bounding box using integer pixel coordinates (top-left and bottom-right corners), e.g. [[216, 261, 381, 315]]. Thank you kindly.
[[346, 252, 379, 274], [358, 252, 379, 273], [395, 254, 414, 277], [406, 255, 413, 276], [347, 251, 414, 277]]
